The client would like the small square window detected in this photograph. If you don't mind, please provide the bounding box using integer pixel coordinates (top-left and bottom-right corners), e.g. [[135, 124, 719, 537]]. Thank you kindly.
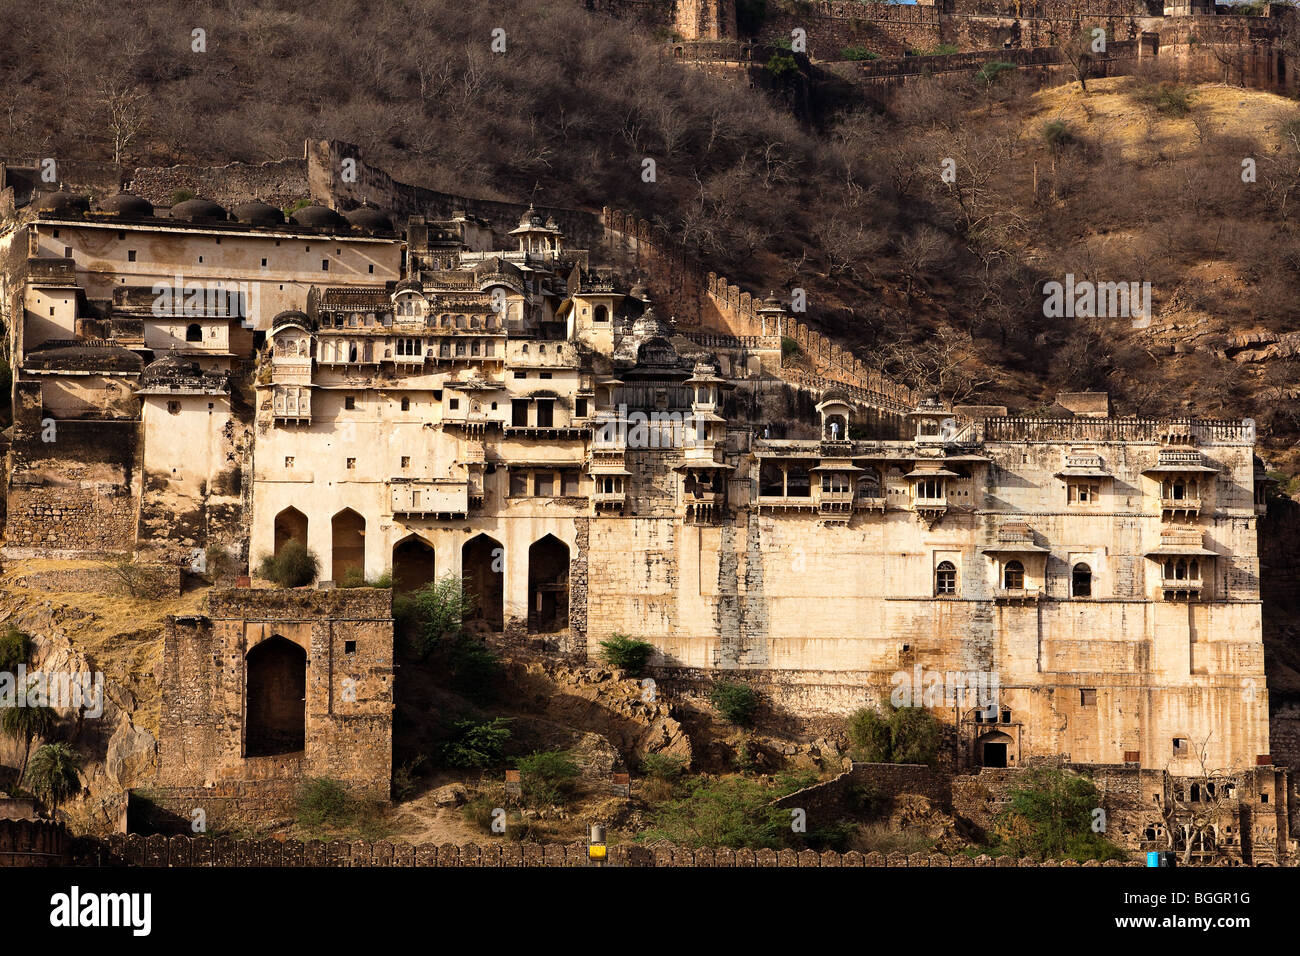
[[127, 250, 137, 262], [1262, 792, 1270, 803], [284, 457, 294, 468], [1173, 737, 1188, 756], [539, 371, 552, 380], [344, 640, 357, 655], [449, 399, 460, 410], [368, 264, 374, 274], [400, 397, 410, 411], [401, 456, 410, 469], [345, 396, 356, 410], [261, 258, 268, 267], [514, 371, 526, 379], [347, 458, 356, 469], [198, 255, 203, 263], [1080, 688, 1097, 706], [167, 401, 181, 415], [322, 259, 329, 271]]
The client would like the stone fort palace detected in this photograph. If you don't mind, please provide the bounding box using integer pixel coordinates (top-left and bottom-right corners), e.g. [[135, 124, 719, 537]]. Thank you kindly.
[[0, 129, 1291, 860]]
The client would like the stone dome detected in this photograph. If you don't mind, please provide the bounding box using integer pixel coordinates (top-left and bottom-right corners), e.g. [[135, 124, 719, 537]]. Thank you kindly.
[[170, 198, 228, 222], [289, 204, 348, 231], [231, 202, 285, 226], [344, 206, 392, 232], [97, 193, 153, 217], [394, 276, 424, 294], [34, 191, 89, 215]]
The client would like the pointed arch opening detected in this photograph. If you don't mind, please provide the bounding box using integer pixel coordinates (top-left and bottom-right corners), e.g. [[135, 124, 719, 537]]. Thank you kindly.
[[392, 535, 436, 593], [273, 507, 308, 555], [528, 534, 570, 633], [331, 509, 366, 582], [463, 533, 504, 631], [245, 636, 306, 757]]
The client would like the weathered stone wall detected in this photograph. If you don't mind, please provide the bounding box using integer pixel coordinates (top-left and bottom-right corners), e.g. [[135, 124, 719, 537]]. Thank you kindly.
[[156, 588, 394, 802], [4, 382, 142, 556], [127, 158, 310, 210], [773, 762, 953, 820], [951, 763, 1292, 862], [0, 819, 69, 866], [76, 832, 1141, 866], [310, 141, 605, 250]]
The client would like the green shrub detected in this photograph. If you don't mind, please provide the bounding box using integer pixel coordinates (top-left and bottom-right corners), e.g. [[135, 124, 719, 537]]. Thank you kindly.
[[257, 541, 318, 587], [296, 777, 353, 828], [439, 717, 512, 769], [641, 776, 790, 848], [846, 705, 942, 766], [781, 335, 801, 358], [995, 767, 1125, 861], [975, 61, 1017, 86], [641, 753, 686, 780], [1132, 81, 1194, 117], [394, 573, 476, 657], [170, 188, 195, 205], [840, 46, 879, 61], [338, 568, 393, 588], [0, 626, 33, 672], [599, 633, 655, 675], [1041, 119, 1074, 149], [765, 52, 798, 78], [518, 749, 580, 807], [847, 706, 892, 762], [888, 706, 943, 765], [709, 681, 759, 726]]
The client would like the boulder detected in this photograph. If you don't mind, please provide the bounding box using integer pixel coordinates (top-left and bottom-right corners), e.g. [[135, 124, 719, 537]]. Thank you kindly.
[[431, 783, 469, 807], [106, 724, 156, 790]]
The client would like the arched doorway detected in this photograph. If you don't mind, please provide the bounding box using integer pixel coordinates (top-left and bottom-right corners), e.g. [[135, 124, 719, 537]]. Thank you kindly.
[[245, 636, 306, 757], [462, 533, 504, 631], [528, 534, 570, 633], [273, 507, 308, 554], [977, 730, 1014, 768], [393, 535, 436, 593], [331, 509, 365, 582]]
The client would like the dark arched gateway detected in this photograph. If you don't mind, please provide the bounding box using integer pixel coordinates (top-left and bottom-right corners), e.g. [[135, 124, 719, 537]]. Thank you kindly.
[[463, 533, 504, 631], [528, 534, 570, 633], [245, 636, 306, 757]]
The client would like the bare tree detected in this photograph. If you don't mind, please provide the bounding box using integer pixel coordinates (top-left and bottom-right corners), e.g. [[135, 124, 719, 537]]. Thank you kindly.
[[884, 324, 991, 403], [98, 78, 148, 165], [1055, 24, 1097, 93], [1160, 736, 1241, 866]]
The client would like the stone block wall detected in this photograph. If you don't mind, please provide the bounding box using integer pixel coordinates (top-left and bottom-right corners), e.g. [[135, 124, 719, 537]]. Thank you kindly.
[[0, 819, 69, 866], [4, 382, 142, 556], [78, 832, 1142, 866], [127, 158, 310, 210], [157, 587, 394, 802]]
